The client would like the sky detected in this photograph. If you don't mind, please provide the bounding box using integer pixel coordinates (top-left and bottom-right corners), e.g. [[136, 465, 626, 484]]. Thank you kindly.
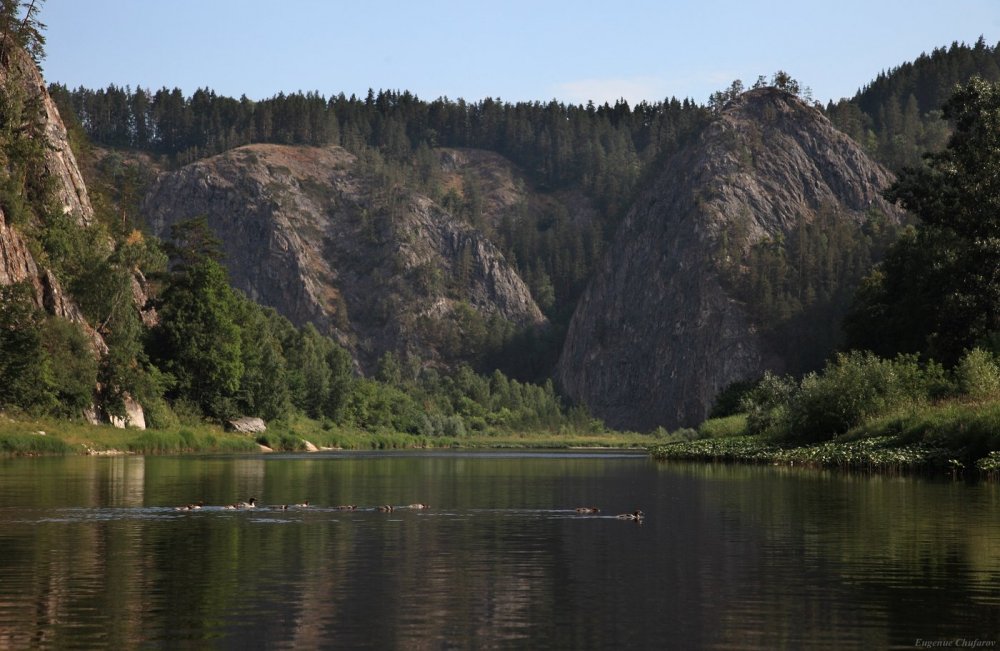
[[40, 0, 1000, 107]]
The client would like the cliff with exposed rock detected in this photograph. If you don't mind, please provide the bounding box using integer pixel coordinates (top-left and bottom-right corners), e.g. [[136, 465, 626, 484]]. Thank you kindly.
[[0, 47, 146, 427], [0, 48, 96, 330], [143, 144, 546, 371], [557, 88, 904, 431]]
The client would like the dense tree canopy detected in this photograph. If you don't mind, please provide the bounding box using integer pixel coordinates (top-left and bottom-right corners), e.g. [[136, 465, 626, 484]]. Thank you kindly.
[[845, 77, 1000, 365], [827, 38, 1000, 170]]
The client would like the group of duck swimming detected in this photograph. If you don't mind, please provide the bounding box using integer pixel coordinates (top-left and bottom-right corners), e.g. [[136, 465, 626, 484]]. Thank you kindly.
[[174, 500, 643, 520], [576, 507, 645, 521], [173, 499, 430, 512]]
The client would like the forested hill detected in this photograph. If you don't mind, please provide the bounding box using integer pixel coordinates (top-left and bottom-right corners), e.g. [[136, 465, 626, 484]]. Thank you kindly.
[[48, 80, 711, 378], [827, 37, 1000, 170]]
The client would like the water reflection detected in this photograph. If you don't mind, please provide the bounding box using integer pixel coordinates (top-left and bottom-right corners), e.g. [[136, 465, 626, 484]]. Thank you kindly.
[[0, 453, 996, 648]]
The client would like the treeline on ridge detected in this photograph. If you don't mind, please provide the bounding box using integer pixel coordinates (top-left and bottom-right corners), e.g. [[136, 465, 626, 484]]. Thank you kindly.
[[49, 82, 710, 217], [827, 36, 1000, 170]]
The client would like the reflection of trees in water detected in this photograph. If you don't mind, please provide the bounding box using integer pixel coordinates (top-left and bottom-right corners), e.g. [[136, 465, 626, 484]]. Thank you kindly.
[[1, 457, 998, 647]]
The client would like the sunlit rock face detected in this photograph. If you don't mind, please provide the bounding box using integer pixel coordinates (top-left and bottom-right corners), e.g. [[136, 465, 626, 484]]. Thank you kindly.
[[143, 143, 546, 372]]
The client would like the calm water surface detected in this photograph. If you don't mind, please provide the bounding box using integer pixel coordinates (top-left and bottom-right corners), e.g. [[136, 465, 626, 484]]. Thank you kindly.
[[0, 451, 997, 649]]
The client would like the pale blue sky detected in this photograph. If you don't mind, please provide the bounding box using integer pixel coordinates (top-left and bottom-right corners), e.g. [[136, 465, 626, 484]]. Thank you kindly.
[[41, 1, 1000, 106]]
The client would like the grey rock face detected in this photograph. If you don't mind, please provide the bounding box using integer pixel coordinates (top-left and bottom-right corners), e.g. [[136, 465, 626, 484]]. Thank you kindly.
[[557, 89, 902, 431], [143, 144, 545, 371], [226, 417, 266, 433], [0, 50, 95, 226]]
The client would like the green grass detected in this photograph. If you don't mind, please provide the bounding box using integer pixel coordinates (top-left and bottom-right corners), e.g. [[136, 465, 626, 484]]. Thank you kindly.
[[0, 413, 651, 457], [0, 432, 73, 455]]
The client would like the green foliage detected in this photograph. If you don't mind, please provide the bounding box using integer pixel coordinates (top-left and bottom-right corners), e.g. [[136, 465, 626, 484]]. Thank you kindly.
[[650, 431, 962, 475], [375, 351, 402, 386], [709, 381, 756, 419], [846, 77, 1000, 365], [418, 302, 516, 366], [150, 257, 243, 419], [977, 451, 1000, 475], [40, 317, 96, 416], [138, 390, 179, 430], [708, 72, 811, 113], [787, 352, 946, 441], [739, 371, 797, 436], [955, 348, 1000, 400], [828, 38, 1000, 171], [340, 379, 422, 433], [283, 322, 352, 420], [0, 287, 100, 419], [655, 427, 704, 444], [0, 0, 45, 64], [0, 283, 52, 411], [698, 414, 748, 439], [234, 299, 291, 421]]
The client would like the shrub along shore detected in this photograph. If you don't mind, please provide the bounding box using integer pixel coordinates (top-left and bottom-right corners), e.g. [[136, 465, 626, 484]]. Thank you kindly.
[[650, 350, 1000, 479]]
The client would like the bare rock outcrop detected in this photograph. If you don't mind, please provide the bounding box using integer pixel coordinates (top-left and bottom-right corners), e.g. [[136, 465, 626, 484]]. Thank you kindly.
[[0, 49, 94, 226], [557, 88, 903, 431], [226, 417, 266, 434], [143, 144, 545, 371]]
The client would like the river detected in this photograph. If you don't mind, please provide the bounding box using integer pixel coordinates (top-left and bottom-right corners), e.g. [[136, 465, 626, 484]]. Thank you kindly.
[[0, 451, 997, 648]]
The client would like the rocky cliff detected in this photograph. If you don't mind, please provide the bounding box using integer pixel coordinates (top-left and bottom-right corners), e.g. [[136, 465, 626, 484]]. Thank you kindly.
[[557, 88, 903, 431], [143, 144, 546, 371], [0, 48, 147, 426], [0, 49, 94, 226], [0, 48, 96, 328]]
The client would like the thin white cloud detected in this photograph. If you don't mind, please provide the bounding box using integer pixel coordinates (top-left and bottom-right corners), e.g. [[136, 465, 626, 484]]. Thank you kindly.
[[552, 76, 671, 106], [552, 71, 741, 106]]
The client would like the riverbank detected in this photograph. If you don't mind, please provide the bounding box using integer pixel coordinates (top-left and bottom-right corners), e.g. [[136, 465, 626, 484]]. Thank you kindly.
[[650, 399, 1000, 478], [0, 414, 651, 456]]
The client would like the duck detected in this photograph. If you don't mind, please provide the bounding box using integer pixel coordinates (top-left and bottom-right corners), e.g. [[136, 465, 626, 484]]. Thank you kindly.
[[174, 501, 203, 511], [377, 505, 394, 512], [575, 507, 600, 514], [407, 503, 429, 510], [225, 497, 257, 510], [335, 505, 357, 511], [616, 510, 644, 521], [294, 501, 310, 508]]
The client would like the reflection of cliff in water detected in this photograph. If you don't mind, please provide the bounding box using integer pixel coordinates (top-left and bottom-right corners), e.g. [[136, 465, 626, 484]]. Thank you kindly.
[[0, 454, 997, 648]]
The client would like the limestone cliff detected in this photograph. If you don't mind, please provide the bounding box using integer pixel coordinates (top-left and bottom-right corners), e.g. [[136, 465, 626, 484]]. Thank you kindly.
[[557, 88, 903, 431], [0, 49, 94, 226], [142, 144, 546, 371], [0, 49, 97, 335]]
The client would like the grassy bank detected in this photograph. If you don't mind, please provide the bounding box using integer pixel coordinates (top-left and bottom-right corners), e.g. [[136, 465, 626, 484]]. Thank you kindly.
[[0, 414, 650, 457], [649, 399, 1000, 478]]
